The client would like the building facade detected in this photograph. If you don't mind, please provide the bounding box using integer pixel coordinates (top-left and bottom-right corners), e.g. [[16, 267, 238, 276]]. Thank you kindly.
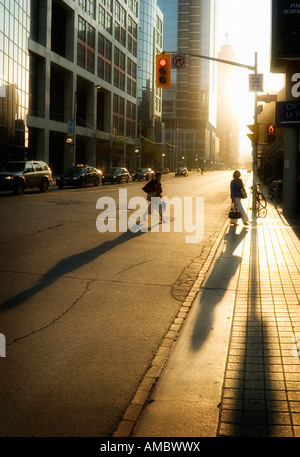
[[136, 0, 163, 169], [1, 0, 139, 174], [158, 0, 219, 171], [0, 0, 31, 164]]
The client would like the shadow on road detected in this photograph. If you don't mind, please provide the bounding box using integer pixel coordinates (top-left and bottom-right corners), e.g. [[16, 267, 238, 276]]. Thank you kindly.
[[0, 228, 145, 312]]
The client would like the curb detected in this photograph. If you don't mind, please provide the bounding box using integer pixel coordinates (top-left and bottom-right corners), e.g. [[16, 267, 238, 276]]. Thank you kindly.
[[113, 218, 230, 438]]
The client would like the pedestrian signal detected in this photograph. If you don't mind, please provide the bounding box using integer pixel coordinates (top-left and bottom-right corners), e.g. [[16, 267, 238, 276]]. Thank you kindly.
[[156, 54, 171, 88], [267, 124, 276, 143]]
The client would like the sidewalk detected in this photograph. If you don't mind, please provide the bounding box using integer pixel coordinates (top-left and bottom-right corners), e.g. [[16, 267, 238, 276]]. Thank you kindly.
[[114, 184, 300, 438]]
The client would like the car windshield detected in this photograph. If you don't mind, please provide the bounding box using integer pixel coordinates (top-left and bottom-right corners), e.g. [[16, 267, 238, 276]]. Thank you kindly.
[[138, 169, 148, 172], [110, 168, 121, 173], [4, 162, 26, 172], [65, 167, 86, 175]]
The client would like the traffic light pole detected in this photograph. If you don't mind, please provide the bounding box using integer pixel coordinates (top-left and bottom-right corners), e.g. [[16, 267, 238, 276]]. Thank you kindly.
[[186, 51, 258, 218]]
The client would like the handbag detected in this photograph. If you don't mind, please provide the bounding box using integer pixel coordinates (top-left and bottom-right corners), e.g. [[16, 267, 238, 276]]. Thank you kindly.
[[239, 187, 247, 199], [229, 207, 241, 219]]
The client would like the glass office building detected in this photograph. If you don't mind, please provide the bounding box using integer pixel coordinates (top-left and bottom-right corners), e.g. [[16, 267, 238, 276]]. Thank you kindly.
[[0, 0, 139, 174], [0, 0, 31, 163], [137, 0, 163, 140]]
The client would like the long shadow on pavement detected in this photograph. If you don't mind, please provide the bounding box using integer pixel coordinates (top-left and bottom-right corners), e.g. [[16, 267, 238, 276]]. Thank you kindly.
[[217, 216, 285, 437], [191, 224, 247, 352], [0, 228, 145, 313]]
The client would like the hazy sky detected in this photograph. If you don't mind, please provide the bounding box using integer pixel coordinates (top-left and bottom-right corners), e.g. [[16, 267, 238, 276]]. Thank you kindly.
[[216, 0, 284, 153]]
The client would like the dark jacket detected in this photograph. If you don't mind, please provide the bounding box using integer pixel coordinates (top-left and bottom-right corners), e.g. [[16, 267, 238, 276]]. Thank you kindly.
[[230, 178, 244, 200]]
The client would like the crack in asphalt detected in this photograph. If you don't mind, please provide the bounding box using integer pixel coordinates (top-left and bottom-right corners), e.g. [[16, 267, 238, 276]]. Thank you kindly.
[[115, 260, 152, 275], [3, 230, 220, 346], [6, 279, 95, 347]]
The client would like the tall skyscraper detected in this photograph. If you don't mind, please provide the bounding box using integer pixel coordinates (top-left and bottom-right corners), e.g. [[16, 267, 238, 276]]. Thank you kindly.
[[137, 0, 163, 140], [1, 0, 139, 174], [158, 0, 219, 171]]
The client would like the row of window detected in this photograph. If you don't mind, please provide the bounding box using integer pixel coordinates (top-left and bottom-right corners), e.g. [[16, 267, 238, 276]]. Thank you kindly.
[[112, 94, 136, 136], [80, 0, 139, 19], [77, 17, 137, 96]]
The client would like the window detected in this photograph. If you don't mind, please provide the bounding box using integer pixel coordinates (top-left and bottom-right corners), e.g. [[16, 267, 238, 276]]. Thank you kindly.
[[97, 33, 112, 82], [113, 95, 125, 135], [79, 0, 95, 19], [77, 16, 95, 74], [99, 2, 112, 35], [127, 16, 137, 57], [33, 162, 42, 171], [114, 1, 126, 46]]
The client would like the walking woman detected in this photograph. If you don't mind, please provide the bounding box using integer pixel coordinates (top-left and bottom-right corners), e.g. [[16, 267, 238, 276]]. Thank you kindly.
[[230, 170, 249, 226]]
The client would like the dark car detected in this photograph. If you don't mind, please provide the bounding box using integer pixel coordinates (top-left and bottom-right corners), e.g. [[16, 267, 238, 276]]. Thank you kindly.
[[132, 168, 154, 181], [102, 167, 130, 184], [0, 160, 52, 195], [56, 165, 102, 188], [175, 167, 188, 177]]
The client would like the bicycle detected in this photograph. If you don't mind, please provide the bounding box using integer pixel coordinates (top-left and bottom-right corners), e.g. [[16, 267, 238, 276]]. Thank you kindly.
[[268, 180, 283, 204], [250, 184, 267, 217]]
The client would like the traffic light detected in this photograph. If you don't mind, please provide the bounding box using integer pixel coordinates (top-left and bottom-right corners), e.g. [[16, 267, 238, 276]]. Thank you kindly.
[[267, 124, 276, 143], [246, 123, 259, 143], [156, 54, 171, 88]]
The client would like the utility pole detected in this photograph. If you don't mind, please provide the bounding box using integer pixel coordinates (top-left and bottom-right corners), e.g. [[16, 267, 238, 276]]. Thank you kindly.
[[252, 52, 258, 220]]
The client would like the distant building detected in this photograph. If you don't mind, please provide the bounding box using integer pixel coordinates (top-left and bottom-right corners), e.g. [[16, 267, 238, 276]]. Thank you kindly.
[[217, 36, 240, 167]]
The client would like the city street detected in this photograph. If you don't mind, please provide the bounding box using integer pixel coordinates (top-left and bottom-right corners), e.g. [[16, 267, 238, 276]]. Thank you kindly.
[[0, 170, 246, 436]]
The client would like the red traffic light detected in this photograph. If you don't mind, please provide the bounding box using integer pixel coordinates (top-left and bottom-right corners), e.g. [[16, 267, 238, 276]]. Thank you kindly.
[[156, 54, 171, 88]]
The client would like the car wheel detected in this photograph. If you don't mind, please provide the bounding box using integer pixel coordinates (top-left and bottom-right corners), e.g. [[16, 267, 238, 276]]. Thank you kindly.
[[118, 177, 122, 184], [40, 179, 49, 192], [80, 178, 86, 188], [14, 180, 25, 195]]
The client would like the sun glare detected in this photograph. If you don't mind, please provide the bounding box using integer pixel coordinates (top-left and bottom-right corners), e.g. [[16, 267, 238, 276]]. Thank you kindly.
[[216, 0, 284, 154]]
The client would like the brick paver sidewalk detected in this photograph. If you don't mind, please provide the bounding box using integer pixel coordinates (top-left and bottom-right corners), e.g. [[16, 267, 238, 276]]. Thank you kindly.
[[217, 203, 300, 437]]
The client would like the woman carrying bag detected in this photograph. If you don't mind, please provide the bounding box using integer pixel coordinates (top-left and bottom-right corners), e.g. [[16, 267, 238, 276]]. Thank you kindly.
[[230, 170, 249, 226]]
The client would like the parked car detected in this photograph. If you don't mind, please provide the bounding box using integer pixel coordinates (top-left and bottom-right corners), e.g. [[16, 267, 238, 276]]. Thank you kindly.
[[175, 167, 188, 177], [0, 160, 52, 195], [132, 168, 154, 181], [56, 165, 102, 188], [102, 167, 130, 184]]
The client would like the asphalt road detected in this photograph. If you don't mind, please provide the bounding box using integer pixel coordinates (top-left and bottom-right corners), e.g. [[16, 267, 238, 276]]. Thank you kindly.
[[0, 170, 246, 437]]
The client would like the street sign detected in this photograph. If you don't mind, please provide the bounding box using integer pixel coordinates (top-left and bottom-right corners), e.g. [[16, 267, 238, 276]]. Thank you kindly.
[[257, 93, 277, 103], [249, 73, 264, 92], [171, 54, 186, 69], [276, 100, 300, 127]]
